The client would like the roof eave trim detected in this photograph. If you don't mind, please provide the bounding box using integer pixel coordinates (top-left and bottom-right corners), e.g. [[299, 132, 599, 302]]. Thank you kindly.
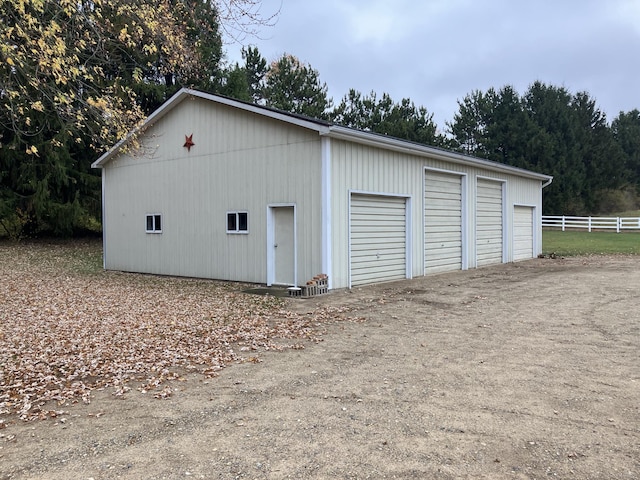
[[326, 126, 553, 182], [186, 89, 331, 134], [91, 88, 193, 168]]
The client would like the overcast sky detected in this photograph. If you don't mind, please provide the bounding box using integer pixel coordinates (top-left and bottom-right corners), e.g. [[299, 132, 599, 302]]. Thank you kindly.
[[226, 0, 639, 132]]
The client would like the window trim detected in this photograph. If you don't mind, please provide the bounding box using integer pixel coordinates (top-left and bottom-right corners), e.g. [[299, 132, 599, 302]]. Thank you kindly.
[[145, 213, 163, 234], [227, 211, 248, 234]]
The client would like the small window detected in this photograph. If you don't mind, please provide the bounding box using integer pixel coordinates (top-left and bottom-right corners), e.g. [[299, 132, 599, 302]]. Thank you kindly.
[[227, 211, 248, 234], [238, 212, 248, 231], [146, 214, 162, 233]]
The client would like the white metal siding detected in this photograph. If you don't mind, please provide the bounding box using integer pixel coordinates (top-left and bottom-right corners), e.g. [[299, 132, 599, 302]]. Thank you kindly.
[[350, 194, 407, 286], [102, 98, 323, 285], [513, 206, 534, 261], [424, 171, 463, 274], [476, 179, 503, 266], [330, 140, 544, 287]]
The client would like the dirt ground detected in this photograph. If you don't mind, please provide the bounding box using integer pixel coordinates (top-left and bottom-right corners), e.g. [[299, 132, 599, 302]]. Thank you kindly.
[[1, 255, 639, 479]]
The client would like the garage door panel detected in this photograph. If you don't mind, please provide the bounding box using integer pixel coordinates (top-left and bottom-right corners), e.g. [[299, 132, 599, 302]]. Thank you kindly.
[[352, 199, 403, 210], [426, 233, 462, 243], [426, 247, 462, 260], [428, 192, 462, 202], [425, 225, 461, 234], [513, 238, 532, 258], [477, 208, 502, 216], [351, 269, 406, 286], [352, 248, 405, 261], [477, 243, 502, 254], [477, 203, 502, 210], [425, 171, 463, 274], [352, 233, 405, 240], [425, 214, 462, 224], [477, 228, 500, 236], [351, 255, 406, 267], [428, 255, 463, 268], [351, 270, 406, 286], [427, 260, 462, 273], [350, 194, 407, 287], [428, 206, 462, 215], [351, 223, 404, 231], [425, 239, 462, 248], [478, 246, 502, 261], [351, 233, 405, 243], [351, 229, 405, 238], [426, 235, 462, 245], [477, 181, 502, 193], [424, 230, 462, 240], [477, 194, 502, 201], [352, 214, 404, 221], [427, 178, 460, 189]]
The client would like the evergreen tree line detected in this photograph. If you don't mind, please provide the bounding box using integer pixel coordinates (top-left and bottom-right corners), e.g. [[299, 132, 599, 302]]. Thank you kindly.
[[1, 1, 638, 237], [446, 84, 640, 215], [224, 49, 640, 217]]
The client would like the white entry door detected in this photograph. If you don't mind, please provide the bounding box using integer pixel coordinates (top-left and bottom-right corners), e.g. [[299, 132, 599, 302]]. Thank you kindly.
[[272, 206, 295, 286]]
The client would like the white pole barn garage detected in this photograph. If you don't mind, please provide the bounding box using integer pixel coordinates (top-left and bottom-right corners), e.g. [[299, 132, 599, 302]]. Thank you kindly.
[[93, 89, 552, 290]]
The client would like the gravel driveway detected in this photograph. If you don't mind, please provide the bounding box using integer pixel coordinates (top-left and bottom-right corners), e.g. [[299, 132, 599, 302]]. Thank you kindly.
[[1, 247, 639, 479]]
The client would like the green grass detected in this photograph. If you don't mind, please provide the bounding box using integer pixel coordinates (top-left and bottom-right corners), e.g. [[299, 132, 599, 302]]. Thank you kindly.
[[542, 229, 640, 256], [0, 237, 104, 275], [613, 209, 640, 217]]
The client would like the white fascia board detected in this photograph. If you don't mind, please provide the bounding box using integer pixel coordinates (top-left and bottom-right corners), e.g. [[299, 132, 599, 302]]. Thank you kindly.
[[326, 125, 553, 183], [91, 88, 192, 168], [184, 89, 332, 134]]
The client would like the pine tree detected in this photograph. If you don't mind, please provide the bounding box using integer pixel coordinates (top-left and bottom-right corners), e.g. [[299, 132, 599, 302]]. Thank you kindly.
[[331, 90, 442, 146], [263, 54, 332, 119], [0, 0, 267, 237]]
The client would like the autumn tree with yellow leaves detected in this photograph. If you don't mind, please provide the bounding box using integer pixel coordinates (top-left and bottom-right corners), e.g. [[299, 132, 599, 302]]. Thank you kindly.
[[0, 0, 273, 236]]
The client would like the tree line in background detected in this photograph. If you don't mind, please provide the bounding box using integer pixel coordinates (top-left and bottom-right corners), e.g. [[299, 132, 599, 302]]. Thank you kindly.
[[1, 0, 639, 237], [448, 84, 640, 216]]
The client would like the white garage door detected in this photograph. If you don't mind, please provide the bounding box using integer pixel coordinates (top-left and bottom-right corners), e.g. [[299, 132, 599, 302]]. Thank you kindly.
[[513, 206, 534, 261], [350, 194, 407, 287], [424, 171, 463, 274], [476, 179, 504, 267]]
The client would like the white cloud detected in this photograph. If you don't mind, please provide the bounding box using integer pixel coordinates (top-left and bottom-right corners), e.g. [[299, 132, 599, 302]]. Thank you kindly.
[[336, 0, 465, 45], [225, 0, 640, 127], [612, 0, 640, 33], [339, 3, 396, 44]]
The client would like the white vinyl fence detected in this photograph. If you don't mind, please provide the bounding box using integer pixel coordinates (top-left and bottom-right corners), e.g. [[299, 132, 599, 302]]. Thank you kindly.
[[542, 216, 640, 233]]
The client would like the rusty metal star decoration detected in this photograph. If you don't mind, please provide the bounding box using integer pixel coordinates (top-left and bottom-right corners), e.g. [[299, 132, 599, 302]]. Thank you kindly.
[[183, 134, 195, 152]]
